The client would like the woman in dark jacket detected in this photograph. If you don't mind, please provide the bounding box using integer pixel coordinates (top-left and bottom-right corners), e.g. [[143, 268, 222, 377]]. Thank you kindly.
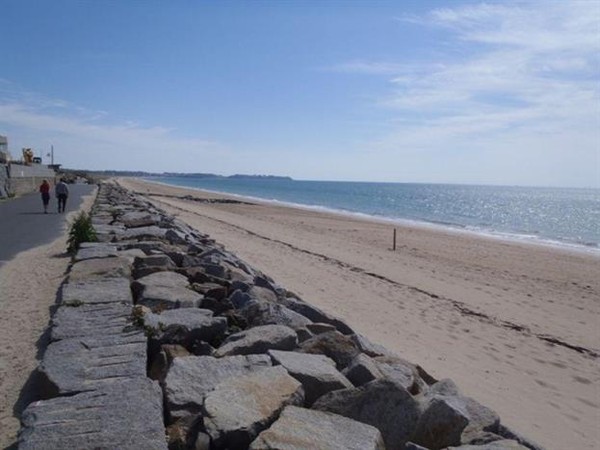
[[39, 179, 50, 213]]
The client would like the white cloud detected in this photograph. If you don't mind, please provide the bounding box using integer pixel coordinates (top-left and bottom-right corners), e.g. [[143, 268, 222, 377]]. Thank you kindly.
[[340, 1, 600, 187], [0, 86, 225, 172]]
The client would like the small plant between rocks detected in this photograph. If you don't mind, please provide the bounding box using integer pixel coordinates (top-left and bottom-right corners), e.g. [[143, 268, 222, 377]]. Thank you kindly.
[[67, 211, 97, 254]]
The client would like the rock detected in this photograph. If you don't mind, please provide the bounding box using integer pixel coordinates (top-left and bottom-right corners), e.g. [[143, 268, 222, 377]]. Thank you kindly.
[[50, 303, 132, 341], [428, 378, 461, 397], [121, 211, 161, 228], [405, 444, 429, 450], [122, 225, 168, 241], [149, 344, 191, 382], [424, 379, 500, 440], [412, 396, 469, 449], [374, 355, 424, 394], [163, 354, 272, 421], [166, 414, 202, 450], [195, 432, 211, 450], [283, 296, 354, 335], [298, 331, 360, 370], [215, 324, 297, 357], [122, 240, 182, 255], [253, 275, 278, 292], [166, 228, 190, 245], [61, 278, 133, 306], [141, 308, 227, 342], [18, 378, 167, 450], [229, 289, 254, 309], [241, 301, 313, 330], [38, 330, 147, 396], [306, 322, 338, 335], [268, 350, 353, 405], [351, 333, 398, 358], [73, 244, 119, 261], [248, 285, 279, 303], [118, 248, 147, 264], [200, 296, 234, 315], [68, 256, 131, 282], [447, 440, 530, 449], [133, 254, 176, 271], [343, 353, 384, 386], [460, 397, 501, 438], [313, 378, 421, 450], [203, 366, 304, 449], [132, 271, 203, 311], [201, 263, 226, 278], [496, 424, 546, 450], [194, 283, 228, 300], [296, 327, 313, 343], [249, 405, 385, 450]]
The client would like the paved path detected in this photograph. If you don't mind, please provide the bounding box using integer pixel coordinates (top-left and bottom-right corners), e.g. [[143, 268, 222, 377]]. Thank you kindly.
[[0, 184, 95, 266]]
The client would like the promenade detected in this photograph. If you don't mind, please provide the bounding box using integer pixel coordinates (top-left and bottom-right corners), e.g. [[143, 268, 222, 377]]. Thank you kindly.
[[0, 184, 94, 266]]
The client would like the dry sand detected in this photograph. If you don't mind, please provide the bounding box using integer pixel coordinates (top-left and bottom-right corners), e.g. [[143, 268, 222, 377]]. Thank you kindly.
[[119, 177, 599, 450], [0, 189, 96, 449]]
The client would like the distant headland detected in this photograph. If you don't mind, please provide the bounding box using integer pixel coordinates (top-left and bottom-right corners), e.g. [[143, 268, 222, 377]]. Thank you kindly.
[[64, 170, 293, 181]]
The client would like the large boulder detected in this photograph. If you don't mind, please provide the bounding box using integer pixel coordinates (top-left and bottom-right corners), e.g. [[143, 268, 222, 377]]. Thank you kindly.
[[374, 355, 425, 394], [163, 354, 272, 421], [73, 243, 120, 261], [282, 296, 354, 335], [249, 406, 385, 450], [298, 331, 360, 370], [312, 378, 421, 450], [203, 366, 304, 449], [38, 330, 147, 396], [68, 256, 132, 282], [411, 396, 470, 449], [240, 300, 313, 330], [18, 378, 167, 450], [120, 211, 161, 228], [268, 350, 353, 405], [50, 303, 133, 341], [139, 307, 227, 345], [424, 379, 500, 443], [342, 353, 384, 386], [132, 271, 203, 310], [447, 441, 530, 449], [121, 225, 168, 241], [61, 278, 133, 306], [214, 325, 297, 357]]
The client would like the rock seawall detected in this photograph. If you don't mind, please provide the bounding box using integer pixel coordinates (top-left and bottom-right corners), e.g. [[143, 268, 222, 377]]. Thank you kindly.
[[17, 182, 545, 450]]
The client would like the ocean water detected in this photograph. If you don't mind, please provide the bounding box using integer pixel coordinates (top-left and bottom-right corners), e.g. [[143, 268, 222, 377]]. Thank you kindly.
[[152, 176, 600, 251]]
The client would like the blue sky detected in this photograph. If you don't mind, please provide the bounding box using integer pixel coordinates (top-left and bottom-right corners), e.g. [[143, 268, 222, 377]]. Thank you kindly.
[[0, 1, 598, 187]]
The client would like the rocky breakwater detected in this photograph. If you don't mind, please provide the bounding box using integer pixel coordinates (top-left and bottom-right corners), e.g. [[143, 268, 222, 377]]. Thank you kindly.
[[18, 182, 545, 450]]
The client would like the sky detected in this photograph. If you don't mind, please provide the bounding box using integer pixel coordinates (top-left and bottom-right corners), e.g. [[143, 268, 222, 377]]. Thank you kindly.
[[0, 1, 598, 188]]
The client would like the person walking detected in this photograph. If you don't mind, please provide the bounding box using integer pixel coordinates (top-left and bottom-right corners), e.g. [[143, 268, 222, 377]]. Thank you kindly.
[[39, 179, 50, 214], [55, 178, 69, 213]]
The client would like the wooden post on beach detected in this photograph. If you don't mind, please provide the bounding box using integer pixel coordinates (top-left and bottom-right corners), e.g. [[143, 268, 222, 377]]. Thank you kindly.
[[393, 228, 397, 251]]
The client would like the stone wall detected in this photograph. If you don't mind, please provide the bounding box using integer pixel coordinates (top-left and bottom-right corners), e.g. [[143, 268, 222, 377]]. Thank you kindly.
[[6, 163, 57, 197], [0, 165, 10, 198], [17, 182, 545, 450]]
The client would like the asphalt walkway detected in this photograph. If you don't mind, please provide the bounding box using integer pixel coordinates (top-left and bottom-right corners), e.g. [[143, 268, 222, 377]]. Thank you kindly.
[[0, 184, 95, 266]]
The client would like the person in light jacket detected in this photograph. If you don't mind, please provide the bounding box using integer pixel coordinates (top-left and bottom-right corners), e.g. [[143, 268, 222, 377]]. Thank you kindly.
[[55, 178, 69, 213]]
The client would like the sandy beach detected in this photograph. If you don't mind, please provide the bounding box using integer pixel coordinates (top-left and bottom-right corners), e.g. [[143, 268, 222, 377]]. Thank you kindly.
[[0, 189, 96, 449], [118, 177, 599, 450]]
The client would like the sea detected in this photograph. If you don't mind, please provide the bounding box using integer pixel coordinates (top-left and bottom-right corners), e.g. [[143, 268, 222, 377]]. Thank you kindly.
[[152, 176, 600, 253]]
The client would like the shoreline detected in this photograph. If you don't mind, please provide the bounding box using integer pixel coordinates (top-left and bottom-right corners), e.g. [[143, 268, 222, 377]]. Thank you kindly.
[[144, 178, 600, 258], [119, 177, 600, 450]]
